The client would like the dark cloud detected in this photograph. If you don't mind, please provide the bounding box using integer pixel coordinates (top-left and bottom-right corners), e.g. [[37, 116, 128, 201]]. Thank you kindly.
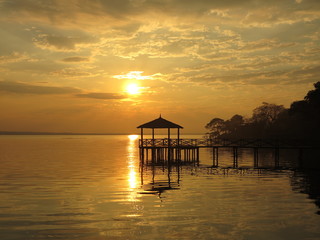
[[240, 39, 296, 52], [0, 81, 81, 94], [62, 57, 90, 62], [3, 0, 319, 22], [75, 92, 126, 99], [0, 52, 29, 64], [33, 34, 96, 51], [51, 67, 98, 78], [43, 35, 78, 49], [1, 0, 319, 39], [0, 81, 127, 101], [1, 0, 60, 18]]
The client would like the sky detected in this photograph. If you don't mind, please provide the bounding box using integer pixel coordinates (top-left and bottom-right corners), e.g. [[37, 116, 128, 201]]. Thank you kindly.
[[0, 0, 319, 134]]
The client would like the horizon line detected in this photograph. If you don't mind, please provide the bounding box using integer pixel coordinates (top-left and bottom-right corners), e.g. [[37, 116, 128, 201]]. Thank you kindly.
[[0, 131, 205, 136]]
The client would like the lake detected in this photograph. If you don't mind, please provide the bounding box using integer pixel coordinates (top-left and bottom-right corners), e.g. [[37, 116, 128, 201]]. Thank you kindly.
[[0, 135, 320, 240]]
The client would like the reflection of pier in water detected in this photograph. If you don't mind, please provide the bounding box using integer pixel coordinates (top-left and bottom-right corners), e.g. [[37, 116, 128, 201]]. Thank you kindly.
[[139, 157, 320, 214], [139, 161, 181, 198]]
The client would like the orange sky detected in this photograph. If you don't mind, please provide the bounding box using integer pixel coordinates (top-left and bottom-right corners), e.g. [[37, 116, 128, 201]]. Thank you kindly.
[[0, 0, 319, 134]]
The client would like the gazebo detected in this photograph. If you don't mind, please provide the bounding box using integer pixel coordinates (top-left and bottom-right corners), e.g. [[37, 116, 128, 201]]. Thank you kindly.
[[137, 116, 200, 164], [137, 115, 183, 147]]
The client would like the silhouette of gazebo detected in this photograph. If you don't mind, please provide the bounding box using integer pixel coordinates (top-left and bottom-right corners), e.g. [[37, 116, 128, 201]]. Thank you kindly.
[[137, 115, 183, 146], [137, 116, 200, 164]]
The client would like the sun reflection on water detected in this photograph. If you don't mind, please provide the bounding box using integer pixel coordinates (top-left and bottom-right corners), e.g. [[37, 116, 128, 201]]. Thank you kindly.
[[128, 169, 137, 189], [128, 134, 139, 141], [127, 135, 140, 204]]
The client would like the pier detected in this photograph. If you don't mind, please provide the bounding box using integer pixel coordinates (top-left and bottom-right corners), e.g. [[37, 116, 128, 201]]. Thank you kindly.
[[138, 116, 318, 168]]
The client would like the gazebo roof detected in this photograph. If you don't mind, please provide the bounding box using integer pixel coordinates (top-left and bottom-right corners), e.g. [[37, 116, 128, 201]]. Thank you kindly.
[[137, 116, 183, 129]]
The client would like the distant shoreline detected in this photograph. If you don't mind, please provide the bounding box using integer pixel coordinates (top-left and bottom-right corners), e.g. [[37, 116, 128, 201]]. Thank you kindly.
[[0, 131, 131, 135], [0, 131, 204, 136]]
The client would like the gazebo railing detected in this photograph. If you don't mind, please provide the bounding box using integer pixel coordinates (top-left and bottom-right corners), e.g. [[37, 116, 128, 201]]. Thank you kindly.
[[139, 138, 208, 147]]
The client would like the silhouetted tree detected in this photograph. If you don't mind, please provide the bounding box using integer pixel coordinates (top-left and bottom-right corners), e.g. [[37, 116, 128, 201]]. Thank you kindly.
[[290, 100, 310, 115], [206, 115, 246, 138], [249, 102, 287, 138], [205, 118, 225, 138], [288, 81, 320, 139], [251, 102, 286, 125], [226, 115, 244, 131], [223, 115, 245, 138], [205, 81, 320, 141], [305, 81, 320, 109]]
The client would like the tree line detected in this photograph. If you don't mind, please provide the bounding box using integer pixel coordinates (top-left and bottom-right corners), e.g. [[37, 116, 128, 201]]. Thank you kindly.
[[205, 81, 320, 140]]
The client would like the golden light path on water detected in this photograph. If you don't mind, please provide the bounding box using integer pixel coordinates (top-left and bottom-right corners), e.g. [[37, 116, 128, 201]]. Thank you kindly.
[[126, 135, 141, 216]]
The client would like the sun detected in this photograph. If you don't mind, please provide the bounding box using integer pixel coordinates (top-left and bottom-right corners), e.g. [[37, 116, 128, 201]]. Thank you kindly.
[[126, 83, 140, 95]]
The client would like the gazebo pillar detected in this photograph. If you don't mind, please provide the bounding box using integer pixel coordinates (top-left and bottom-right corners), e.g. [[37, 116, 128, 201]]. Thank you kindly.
[[140, 128, 144, 145], [152, 128, 155, 146]]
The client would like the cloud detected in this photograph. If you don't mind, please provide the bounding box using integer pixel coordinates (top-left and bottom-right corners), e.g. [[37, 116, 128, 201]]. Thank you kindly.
[[33, 34, 97, 52], [51, 67, 100, 78], [287, 65, 320, 84], [2, 0, 319, 30], [112, 71, 162, 80], [0, 81, 81, 94], [75, 92, 126, 100], [61, 56, 90, 62], [0, 52, 30, 64], [1, 1, 319, 93], [0, 81, 127, 101], [240, 39, 296, 52]]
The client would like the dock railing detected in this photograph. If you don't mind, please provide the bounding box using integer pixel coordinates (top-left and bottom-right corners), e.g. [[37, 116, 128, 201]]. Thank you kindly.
[[139, 138, 319, 149]]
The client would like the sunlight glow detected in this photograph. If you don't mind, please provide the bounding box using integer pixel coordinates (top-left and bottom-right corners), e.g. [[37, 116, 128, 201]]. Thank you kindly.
[[126, 83, 140, 95], [113, 71, 154, 96], [113, 71, 152, 80], [126, 134, 140, 204]]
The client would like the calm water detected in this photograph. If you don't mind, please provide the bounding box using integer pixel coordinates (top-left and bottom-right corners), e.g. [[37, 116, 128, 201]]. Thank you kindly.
[[0, 135, 320, 240]]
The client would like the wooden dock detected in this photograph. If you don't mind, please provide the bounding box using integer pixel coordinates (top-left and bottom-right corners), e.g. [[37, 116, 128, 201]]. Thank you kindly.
[[136, 117, 319, 169], [139, 138, 319, 168]]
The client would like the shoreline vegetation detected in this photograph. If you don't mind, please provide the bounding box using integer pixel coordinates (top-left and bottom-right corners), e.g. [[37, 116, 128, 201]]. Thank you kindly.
[[205, 81, 320, 142]]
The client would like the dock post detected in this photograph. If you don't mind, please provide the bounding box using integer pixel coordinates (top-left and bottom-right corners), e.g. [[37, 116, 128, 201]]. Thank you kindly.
[[197, 147, 200, 166], [212, 147, 219, 167], [177, 148, 181, 161], [145, 148, 149, 162], [254, 148, 259, 168], [140, 158, 144, 185], [175, 148, 178, 162], [233, 147, 238, 168], [139, 147, 145, 165]]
